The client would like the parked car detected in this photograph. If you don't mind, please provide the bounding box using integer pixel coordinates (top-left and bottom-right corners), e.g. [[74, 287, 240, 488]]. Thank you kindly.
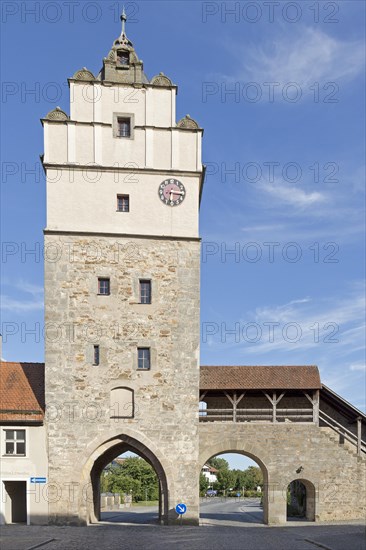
[[206, 489, 218, 497]]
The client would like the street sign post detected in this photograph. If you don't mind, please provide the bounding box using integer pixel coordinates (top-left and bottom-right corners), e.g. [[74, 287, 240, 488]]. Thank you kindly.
[[175, 503, 187, 524], [30, 477, 47, 483]]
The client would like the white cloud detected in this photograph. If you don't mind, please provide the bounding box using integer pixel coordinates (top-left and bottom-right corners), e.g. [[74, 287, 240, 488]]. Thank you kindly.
[[261, 182, 326, 208], [349, 363, 366, 372], [0, 295, 44, 313], [240, 284, 365, 357], [236, 27, 365, 87], [0, 280, 44, 313], [201, 285, 365, 364], [13, 280, 44, 297]]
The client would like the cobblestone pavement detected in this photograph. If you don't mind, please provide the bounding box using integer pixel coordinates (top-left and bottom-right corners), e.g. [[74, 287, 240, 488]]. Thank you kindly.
[[0, 522, 365, 550]]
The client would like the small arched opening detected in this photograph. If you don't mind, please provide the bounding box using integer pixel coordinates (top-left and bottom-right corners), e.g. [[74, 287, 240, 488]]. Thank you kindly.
[[87, 435, 169, 525], [286, 479, 316, 521], [199, 451, 268, 526], [199, 401, 208, 418]]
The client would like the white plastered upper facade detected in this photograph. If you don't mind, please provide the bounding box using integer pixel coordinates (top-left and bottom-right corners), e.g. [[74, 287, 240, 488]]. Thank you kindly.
[[42, 20, 204, 239]]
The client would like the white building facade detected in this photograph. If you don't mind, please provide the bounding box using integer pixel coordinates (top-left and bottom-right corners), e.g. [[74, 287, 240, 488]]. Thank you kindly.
[[0, 363, 48, 525]]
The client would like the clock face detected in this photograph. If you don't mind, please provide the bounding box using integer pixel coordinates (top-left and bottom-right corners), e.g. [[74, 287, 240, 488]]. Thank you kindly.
[[158, 179, 186, 206]]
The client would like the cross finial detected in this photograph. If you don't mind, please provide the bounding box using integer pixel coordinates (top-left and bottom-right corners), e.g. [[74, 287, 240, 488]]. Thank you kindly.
[[120, 7, 127, 36]]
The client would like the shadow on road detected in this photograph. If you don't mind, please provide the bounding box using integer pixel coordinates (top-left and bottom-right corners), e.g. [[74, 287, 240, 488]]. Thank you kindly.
[[100, 507, 159, 525], [200, 511, 263, 524]]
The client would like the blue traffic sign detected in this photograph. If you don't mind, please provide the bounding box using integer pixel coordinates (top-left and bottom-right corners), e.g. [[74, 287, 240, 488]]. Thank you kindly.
[[30, 477, 47, 483], [175, 503, 187, 515]]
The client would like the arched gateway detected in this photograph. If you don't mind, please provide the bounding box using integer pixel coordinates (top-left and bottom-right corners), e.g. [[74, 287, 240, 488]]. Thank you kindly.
[[199, 449, 269, 523], [80, 433, 170, 524]]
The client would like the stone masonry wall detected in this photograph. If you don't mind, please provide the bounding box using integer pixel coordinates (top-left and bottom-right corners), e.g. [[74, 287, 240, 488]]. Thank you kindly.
[[44, 233, 200, 524], [199, 423, 366, 523]]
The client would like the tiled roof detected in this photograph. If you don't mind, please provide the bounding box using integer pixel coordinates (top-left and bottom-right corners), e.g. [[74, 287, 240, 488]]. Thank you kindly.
[[0, 362, 45, 422], [200, 366, 321, 390]]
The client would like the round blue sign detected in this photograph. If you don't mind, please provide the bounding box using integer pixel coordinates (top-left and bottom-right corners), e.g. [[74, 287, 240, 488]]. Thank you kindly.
[[175, 503, 187, 515]]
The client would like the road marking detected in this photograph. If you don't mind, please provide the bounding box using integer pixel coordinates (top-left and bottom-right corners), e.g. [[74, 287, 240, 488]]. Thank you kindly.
[[26, 539, 55, 550], [304, 538, 335, 550]]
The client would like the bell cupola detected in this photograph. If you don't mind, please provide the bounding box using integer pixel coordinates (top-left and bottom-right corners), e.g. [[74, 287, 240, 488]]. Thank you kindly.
[[100, 8, 149, 85]]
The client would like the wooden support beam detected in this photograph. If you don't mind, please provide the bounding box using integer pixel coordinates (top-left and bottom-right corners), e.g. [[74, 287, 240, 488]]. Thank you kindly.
[[276, 393, 285, 404], [304, 390, 320, 425], [357, 417, 362, 456], [224, 391, 235, 421], [224, 391, 234, 405], [264, 391, 285, 422], [223, 391, 245, 422], [263, 392, 274, 422], [232, 392, 245, 422], [272, 392, 278, 423], [236, 392, 245, 406], [199, 391, 207, 402], [313, 390, 319, 425]]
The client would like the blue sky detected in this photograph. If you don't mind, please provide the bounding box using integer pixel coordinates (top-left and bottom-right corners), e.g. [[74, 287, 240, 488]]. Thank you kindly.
[[1, 2, 365, 470]]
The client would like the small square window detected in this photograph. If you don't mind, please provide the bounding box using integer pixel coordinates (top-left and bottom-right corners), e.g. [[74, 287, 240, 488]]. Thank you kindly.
[[98, 278, 110, 295], [137, 348, 150, 370], [117, 194, 129, 212], [4, 430, 26, 456], [93, 345, 100, 366], [117, 51, 129, 66], [139, 280, 151, 304], [117, 117, 131, 138]]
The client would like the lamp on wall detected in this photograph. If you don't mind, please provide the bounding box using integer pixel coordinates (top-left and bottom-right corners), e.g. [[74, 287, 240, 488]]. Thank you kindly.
[[296, 466, 304, 474]]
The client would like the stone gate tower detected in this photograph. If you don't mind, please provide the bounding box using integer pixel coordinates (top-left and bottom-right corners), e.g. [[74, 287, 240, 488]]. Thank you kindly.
[[42, 13, 204, 524]]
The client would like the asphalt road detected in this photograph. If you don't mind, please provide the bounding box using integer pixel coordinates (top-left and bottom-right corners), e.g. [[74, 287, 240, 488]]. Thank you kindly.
[[1, 500, 365, 550], [1, 521, 365, 550], [101, 505, 159, 524], [99, 497, 263, 526], [200, 497, 263, 525]]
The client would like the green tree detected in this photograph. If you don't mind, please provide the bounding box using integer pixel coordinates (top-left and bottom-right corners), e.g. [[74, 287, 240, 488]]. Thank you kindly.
[[207, 457, 229, 471], [244, 466, 263, 490], [217, 469, 236, 493], [199, 473, 210, 495], [100, 457, 159, 502]]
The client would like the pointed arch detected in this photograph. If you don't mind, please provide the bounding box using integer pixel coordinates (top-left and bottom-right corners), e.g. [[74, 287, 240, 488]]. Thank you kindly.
[[79, 429, 174, 525]]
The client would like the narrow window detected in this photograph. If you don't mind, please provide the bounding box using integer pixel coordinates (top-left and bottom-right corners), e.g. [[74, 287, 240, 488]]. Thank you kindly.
[[4, 430, 26, 456], [117, 51, 129, 66], [98, 278, 110, 295], [139, 280, 151, 304], [137, 348, 150, 370], [117, 194, 129, 212], [117, 117, 131, 138], [93, 345, 100, 366]]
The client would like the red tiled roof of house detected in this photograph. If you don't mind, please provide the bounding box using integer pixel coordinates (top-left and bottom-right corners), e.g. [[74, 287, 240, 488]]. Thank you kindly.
[[200, 365, 321, 390], [0, 362, 45, 422]]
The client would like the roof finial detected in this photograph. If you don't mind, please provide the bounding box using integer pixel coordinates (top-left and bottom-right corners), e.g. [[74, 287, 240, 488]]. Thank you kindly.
[[113, 6, 133, 48], [120, 7, 127, 37]]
